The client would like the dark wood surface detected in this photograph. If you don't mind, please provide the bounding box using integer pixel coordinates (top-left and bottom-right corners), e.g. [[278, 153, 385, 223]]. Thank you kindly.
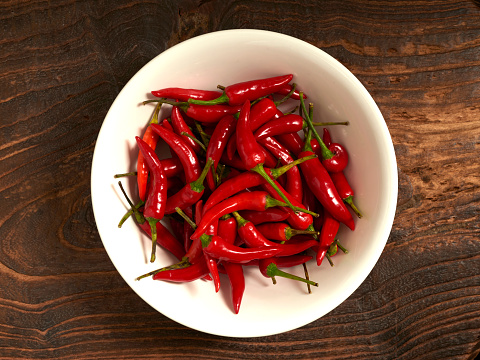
[[1, 0, 479, 359]]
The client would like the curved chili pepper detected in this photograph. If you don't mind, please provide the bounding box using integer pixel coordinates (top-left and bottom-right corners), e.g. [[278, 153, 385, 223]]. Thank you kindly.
[[191, 191, 296, 240], [260, 169, 314, 231], [275, 83, 307, 100], [298, 130, 355, 230], [152, 261, 209, 282], [164, 158, 213, 214], [137, 103, 162, 201], [255, 222, 318, 242], [316, 209, 340, 266], [202, 235, 283, 263], [223, 261, 245, 314], [203, 155, 316, 214], [135, 137, 168, 262], [151, 87, 222, 102], [236, 100, 298, 212], [226, 97, 278, 160], [276, 131, 304, 157], [254, 114, 304, 140], [258, 258, 318, 286], [232, 211, 276, 248], [188, 74, 293, 106], [329, 171, 362, 218], [171, 106, 203, 154], [259, 136, 303, 203], [205, 114, 237, 190], [151, 124, 201, 183], [238, 208, 289, 225], [271, 254, 313, 268], [144, 99, 242, 123], [321, 142, 349, 173], [117, 181, 185, 262]]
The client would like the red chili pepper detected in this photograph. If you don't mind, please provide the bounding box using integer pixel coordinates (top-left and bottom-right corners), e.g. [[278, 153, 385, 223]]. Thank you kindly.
[[144, 99, 242, 123], [151, 87, 222, 102], [260, 169, 314, 231], [135, 137, 168, 262], [152, 261, 210, 282], [117, 181, 185, 262], [255, 222, 318, 242], [298, 130, 355, 230], [316, 209, 340, 266], [225, 97, 278, 160], [164, 158, 213, 214], [161, 157, 183, 178], [171, 106, 203, 154], [202, 235, 283, 263], [254, 114, 304, 140], [329, 171, 362, 218], [217, 215, 238, 245], [137, 103, 162, 201], [188, 74, 293, 106], [238, 208, 289, 225], [232, 211, 276, 247], [191, 191, 293, 240], [275, 131, 304, 157], [236, 100, 300, 212], [223, 261, 245, 314], [203, 155, 316, 214], [258, 257, 318, 286], [271, 254, 313, 268], [205, 114, 237, 190], [259, 136, 303, 204], [275, 83, 307, 100], [151, 124, 201, 183]]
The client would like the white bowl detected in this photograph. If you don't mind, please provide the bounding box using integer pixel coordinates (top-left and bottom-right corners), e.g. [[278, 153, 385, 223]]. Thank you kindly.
[[91, 29, 397, 337]]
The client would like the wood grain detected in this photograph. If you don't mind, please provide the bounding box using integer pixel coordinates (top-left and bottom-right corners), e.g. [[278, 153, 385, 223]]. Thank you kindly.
[[0, 0, 479, 359]]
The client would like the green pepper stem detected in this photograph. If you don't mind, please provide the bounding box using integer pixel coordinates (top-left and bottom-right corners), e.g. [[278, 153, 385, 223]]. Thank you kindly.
[[269, 154, 317, 178], [149, 102, 163, 125], [143, 98, 188, 112], [148, 218, 159, 263], [306, 223, 318, 240], [117, 181, 145, 226], [326, 254, 334, 267], [114, 171, 137, 178], [181, 132, 206, 152], [275, 83, 297, 106], [311, 121, 349, 126], [194, 121, 210, 148], [299, 92, 334, 160], [302, 262, 312, 294], [232, 211, 248, 228], [190, 157, 214, 193], [187, 92, 229, 105], [335, 239, 349, 254], [266, 263, 318, 287], [344, 195, 362, 218], [285, 227, 319, 240], [135, 258, 190, 281], [175, 207, 197, 229]]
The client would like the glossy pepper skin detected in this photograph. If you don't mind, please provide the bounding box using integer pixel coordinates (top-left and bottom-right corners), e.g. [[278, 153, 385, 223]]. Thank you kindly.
[[163, 158, 213, 214], [171, 106, 203, 154], [191, 191, 287, 240], [226, 97, 277, 160], [329, 171, 362, 218], [151, 124, 201, 183], [298, 149, 355, 230], [205, 114, 237, 190], [255, 222, 318, 242], [151, 87, 222, 102], [137, 103, 162, 201], [135, 137, 168, 262], [189, 74, 293, 106], [254, 114, 304, 140], [202, 235, 283, 264], [152, 261, 209, 282], [316, 209, 340, 266], [223, 262, 245, 314], [238, 208, 289, 225]]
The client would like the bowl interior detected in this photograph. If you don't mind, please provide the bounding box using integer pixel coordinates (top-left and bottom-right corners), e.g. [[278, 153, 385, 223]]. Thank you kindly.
[[91, 29, 397, 337]]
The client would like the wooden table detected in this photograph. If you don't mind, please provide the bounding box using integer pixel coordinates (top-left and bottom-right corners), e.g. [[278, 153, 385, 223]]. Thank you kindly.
[[1, 1, 479, 359]]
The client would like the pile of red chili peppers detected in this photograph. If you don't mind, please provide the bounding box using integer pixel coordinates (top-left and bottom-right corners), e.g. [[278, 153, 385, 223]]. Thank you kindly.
[[116, 74, 362, 314]]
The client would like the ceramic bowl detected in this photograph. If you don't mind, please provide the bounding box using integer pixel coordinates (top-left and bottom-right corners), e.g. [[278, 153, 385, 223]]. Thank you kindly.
[[91, 29, 398, 337]]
